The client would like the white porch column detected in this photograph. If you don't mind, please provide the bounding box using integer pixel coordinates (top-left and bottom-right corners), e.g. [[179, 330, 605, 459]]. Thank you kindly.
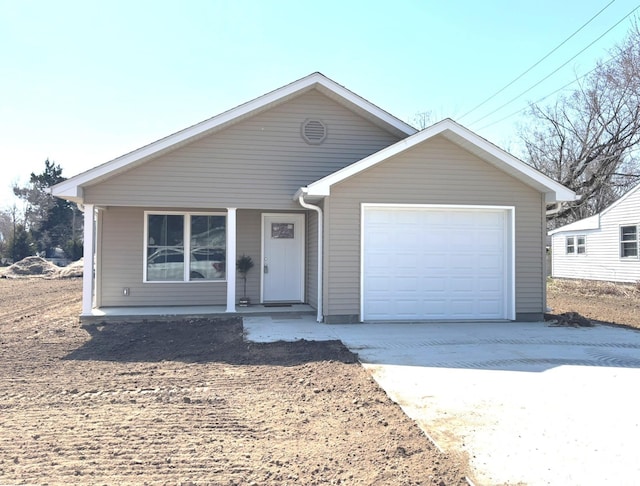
[[226, 208, 237, 312], [81, 204, 95, 316]]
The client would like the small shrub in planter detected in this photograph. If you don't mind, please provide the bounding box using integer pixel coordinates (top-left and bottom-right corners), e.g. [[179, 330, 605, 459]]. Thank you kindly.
[[236, 255, 254, 306]]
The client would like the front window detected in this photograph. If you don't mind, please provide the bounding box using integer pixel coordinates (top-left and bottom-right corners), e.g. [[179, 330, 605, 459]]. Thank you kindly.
[[620, 225, 638, 258], [146, 212, 226, 282]]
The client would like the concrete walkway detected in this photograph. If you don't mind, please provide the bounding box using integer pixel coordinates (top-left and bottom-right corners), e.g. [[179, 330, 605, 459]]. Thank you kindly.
[[244, 316, 640, 486]]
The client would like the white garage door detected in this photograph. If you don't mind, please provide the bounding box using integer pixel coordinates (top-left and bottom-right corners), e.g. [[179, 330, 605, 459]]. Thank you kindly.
[[362, 205, 512, 321]]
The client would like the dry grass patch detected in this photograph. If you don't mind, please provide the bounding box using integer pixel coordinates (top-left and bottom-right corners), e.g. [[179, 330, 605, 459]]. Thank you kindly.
[[547, 278, 640, 329]]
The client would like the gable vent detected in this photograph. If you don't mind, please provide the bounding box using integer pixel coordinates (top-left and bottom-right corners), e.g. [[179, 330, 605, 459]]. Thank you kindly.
[[301, 119, 327, 145]]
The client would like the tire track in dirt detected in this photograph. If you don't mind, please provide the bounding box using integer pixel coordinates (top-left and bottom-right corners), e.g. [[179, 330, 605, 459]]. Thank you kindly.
[[0, 278, 470, 485], [1, 365, 282, 484], [0, 278, 81, 324]]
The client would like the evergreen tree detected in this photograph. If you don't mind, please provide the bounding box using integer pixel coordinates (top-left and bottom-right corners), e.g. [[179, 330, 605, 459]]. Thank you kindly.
[[9, 224, 33, 261], [12, 159, 83, 258]]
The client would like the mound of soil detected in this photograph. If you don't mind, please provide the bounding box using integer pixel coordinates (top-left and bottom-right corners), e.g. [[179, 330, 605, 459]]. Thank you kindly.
[[58, 258, 84, 278], [1, 256, 83, 279], [2, 256, 61, 278], [545, 311, 594, 327]]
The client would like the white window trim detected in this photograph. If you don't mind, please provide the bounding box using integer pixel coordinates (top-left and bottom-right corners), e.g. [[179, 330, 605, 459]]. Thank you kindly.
[[143, 210, 227, 283], [566, 235, 586, 256], [619, 224, 639, 260]]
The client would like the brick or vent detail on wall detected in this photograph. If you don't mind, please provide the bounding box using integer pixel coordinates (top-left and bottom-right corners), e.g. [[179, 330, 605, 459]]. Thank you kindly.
[[301, 119, 327, 144]]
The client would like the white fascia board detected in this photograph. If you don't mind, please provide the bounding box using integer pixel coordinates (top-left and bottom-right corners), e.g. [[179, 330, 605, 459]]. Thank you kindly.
[[305, 119, 577, 201], [439, 123, 578, 202], [600, 181, 640, 217], [314, 78, 417, 136], [51, 183, 83, 201], [50, 72, 416, 202], [548, 214, 600, 235], [548, 181, 640, 236], [305, 135, 419, 197]]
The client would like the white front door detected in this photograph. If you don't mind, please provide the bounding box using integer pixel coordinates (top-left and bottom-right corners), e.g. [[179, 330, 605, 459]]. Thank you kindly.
[[262, 213, 305, 302]]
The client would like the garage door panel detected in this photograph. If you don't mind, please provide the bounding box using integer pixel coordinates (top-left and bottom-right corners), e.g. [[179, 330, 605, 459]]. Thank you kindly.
[[450, 300, 475, 317], [366, 276, 392, 291], [449, 277, 474, 292], [397, 253, 420, 269], [420, 299, 448, 319], [423, 254, 448, 269], [421, 277, 446, 291], [478, 276, 503, 292], [395, 276, 419, 291], [363, 206, 511, 321], [477, 253, 503, 269], [478, 299, 503, 315]]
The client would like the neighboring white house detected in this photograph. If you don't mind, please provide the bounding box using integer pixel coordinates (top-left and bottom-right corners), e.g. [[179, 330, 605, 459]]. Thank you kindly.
[[549, 183, 640, 283]]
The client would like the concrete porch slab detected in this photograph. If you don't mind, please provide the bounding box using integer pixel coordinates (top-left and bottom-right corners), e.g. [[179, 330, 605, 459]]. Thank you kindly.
[[81, 303, 315, 324]]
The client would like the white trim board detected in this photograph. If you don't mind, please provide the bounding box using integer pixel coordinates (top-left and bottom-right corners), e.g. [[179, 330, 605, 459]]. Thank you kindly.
[[360, 203, 516, 321], [51, 72, 417, 203], [301, 119, 576, 203]]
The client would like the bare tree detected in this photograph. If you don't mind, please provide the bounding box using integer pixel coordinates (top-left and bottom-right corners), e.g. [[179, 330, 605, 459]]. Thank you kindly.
[[412, 111, 435, 129], [521, 21, 640, 229], [0, 209, 11, 262]]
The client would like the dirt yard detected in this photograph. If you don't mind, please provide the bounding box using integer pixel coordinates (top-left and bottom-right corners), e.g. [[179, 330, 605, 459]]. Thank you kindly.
[[0, 277, 468, 485], [547, 278, 640, 329]]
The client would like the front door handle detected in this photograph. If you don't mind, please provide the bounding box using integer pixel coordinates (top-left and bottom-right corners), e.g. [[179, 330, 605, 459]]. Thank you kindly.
[[264, 264, 269, 274]]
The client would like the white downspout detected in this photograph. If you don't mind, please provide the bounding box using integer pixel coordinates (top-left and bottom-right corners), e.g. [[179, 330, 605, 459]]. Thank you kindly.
[[297, 193, 323, 323]]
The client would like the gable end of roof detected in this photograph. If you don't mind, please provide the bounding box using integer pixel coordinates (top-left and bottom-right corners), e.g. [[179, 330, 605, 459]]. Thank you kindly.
[[52, 72, 417, 201], [301, 118, 577, 203]]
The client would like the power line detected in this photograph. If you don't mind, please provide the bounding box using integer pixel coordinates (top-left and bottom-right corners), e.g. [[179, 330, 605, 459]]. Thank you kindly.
[[476, 55, 619, 131], [469, 3, 640, 127], [459, 0, 616, 121]]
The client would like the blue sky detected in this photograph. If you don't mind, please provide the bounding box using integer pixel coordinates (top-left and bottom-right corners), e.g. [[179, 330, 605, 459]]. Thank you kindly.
[[1, 0, 637, 206]]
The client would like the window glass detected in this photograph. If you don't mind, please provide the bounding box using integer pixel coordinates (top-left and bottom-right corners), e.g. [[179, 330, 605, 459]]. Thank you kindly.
[[621, 225, 638, 258], [147, 215, 185, 281], [190, 215, 226, 280], [145, 213, 227, 282], [577, 236, 586, 254], [566, 236, 575, 254]]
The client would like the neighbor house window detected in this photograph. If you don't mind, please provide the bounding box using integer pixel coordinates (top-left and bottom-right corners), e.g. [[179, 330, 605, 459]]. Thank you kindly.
[[566, 235, 586, 255], [620, 225, 638, 258], [145, 212, 226, 282]]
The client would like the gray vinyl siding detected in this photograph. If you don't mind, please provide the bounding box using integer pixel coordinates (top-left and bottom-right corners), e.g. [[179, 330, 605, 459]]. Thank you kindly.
[[99, 208, 308, 307], [306, 209, 318, 308], [551, 187, 640, 282], [84, 89, 402, 209], [100, 207, 227, 306], [323, 135, 545, 320], [235, 210, 261, 304]]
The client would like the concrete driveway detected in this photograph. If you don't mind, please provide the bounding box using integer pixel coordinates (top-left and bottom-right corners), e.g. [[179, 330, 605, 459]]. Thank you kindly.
[[244, 316, 640, 485]]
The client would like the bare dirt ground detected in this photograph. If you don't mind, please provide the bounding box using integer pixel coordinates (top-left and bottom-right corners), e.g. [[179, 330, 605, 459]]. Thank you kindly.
[[0, 277, 468, 485], [547, 278, 640, 329]]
